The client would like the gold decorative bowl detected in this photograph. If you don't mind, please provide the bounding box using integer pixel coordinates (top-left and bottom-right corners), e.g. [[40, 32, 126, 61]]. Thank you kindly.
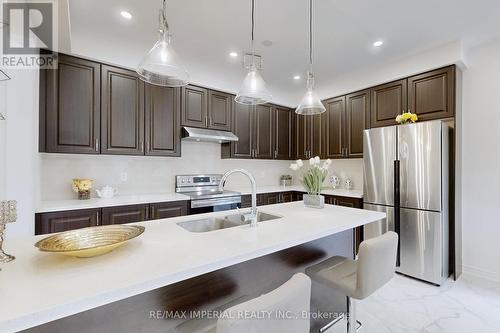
[[34, 225, 145, 258]]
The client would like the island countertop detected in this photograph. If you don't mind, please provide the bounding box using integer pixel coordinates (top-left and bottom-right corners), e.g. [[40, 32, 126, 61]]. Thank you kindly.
[[0, 202, 385, 332]]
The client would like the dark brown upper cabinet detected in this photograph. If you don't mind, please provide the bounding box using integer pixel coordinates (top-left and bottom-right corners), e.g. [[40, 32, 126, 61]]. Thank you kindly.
[[145, 84, 181, 157], [254, 104, 274, 159], [228, 102, 254, 159], [42, 55, 101, 154], [101, 65, 145, 155], [323, 96, 345, 159], [345, 89, 369, 158], [35, 209, 100, 235], [101, 204, 149, 225], [274, 106, 294, 160], [181, 85, 208, 128], [208, 90, 233, 131], [370, 79, 407, 128], [407, 66, 455, 121], [296, 113, 323, 159]]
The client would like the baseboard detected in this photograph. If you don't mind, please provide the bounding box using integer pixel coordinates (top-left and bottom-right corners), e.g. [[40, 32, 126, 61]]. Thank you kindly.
[[462, 264, 500, 283]]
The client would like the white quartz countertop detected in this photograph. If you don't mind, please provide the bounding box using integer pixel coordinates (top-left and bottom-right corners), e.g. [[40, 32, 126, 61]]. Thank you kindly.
[[36, 187, 362, 214], [0, 202, 384, 332], [36, 193, 191, 213], [230, 185, 363, 198]]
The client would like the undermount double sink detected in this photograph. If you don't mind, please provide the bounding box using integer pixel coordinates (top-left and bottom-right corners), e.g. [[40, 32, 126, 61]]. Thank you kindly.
[[177, 211, 282, 233]]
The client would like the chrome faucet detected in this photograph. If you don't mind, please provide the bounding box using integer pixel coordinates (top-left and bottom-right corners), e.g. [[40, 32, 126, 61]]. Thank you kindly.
[[219, 169, 258, 227]]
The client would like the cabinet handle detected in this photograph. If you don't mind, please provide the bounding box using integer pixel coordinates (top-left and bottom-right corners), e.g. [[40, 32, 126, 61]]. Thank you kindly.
[[96, 212, 100, 226], [95, 138, 99, 152], [141, 141, 144, 152], [205, 116, 209, 127], [274, 150, 278, 159], [209, 117, 213, 127]]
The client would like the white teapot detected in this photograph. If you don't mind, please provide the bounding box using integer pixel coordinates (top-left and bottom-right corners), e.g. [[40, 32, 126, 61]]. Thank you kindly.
[[96, 186, 118, 199]]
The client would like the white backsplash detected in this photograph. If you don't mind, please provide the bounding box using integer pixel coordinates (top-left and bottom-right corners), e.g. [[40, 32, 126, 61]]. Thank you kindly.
[[40, 141, 364, 201]]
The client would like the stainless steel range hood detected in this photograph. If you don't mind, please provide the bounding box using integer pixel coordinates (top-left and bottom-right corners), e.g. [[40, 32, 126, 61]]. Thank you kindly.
[[182, 127, 239, 143]]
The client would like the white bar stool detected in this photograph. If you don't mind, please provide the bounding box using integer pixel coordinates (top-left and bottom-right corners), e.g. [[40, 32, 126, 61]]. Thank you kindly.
[[306, 231, 398, 332], [214, 272, 311, 333]]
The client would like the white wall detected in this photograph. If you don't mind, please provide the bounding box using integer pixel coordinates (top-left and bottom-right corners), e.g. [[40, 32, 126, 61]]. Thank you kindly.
[[2, 68, 40, 238], [461, 37, 500, 281]]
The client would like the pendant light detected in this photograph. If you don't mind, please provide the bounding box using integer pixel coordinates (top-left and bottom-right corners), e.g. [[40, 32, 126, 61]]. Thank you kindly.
[[235, 0, 272, 105], [296, 0, 325, 115], [136, 0, 189, 87]]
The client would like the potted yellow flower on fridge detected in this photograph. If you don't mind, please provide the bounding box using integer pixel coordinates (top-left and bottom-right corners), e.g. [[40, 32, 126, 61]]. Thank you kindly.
[[395, 112, 418, 124], [290, 156, 331, 208]]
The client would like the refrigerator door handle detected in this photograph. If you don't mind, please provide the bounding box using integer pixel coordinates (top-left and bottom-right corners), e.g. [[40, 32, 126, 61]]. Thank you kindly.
[[394, 159, 401, 267]]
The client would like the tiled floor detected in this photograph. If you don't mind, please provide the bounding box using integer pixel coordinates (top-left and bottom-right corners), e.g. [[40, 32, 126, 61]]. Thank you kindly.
[[328, 274, 500, 333]]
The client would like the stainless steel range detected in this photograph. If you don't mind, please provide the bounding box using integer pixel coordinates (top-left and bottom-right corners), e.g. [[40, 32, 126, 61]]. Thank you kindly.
[[175, 174, 242, 214]]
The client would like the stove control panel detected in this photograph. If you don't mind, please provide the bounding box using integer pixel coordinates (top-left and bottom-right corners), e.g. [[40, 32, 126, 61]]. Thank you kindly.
[[176, 175, 223, 187]]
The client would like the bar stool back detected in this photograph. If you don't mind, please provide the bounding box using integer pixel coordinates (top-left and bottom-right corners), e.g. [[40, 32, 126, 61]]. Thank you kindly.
[[306, 231, 398, 332]]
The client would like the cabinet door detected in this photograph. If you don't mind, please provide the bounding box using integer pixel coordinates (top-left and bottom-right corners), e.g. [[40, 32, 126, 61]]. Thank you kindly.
[[241, 195, 252, 208], [145, 84, 181, 157], [295, 114, 309, 159], [208, 90, 233, 131], [370, 79, 407, 128], [44, 55, 101, 154], [150, 201, 189, 219], [407, 66, 455, 121], [323, 96, 345, 159], [346, 90, 370, 158], [35, 209, 100, 235], [274, 106, 294, 160], [232, 103, 254, 158], [254, 104, 274, 159], [281, 192, 293, 203], [266, 193, 279, 205], [101, 204, 149, 225], [257, 193, 267, 206], [310, 114, 324, 158], [101, 65, 145, 155], [181, 85, 208, 128]]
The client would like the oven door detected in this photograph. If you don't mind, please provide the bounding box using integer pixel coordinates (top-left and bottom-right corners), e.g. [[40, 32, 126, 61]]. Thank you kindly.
[[190, 196, 242, 215]]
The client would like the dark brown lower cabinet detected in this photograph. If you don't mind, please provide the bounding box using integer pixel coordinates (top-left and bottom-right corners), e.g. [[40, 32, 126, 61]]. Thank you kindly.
[[35, 209, 100, 235], [150, 201, 189, 219], [101, 204, 149, 225]]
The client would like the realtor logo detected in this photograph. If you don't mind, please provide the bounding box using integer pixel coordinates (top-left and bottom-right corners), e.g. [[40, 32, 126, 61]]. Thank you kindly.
[[2, 1, 57, 68]]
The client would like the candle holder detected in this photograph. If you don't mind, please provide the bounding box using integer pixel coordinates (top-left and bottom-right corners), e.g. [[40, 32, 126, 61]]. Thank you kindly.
[[0, 200, 17, 263]]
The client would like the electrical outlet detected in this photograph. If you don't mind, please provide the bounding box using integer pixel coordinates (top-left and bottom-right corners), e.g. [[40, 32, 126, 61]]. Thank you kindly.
[[120, 172, 128, 182]]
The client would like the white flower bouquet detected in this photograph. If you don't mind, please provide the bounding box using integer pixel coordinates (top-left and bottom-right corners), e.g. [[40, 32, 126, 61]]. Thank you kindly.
[[290, 156, 331, 195]]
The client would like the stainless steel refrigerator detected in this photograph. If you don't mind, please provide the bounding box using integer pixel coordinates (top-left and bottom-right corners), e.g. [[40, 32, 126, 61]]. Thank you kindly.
[[363, 120, 451, 285]]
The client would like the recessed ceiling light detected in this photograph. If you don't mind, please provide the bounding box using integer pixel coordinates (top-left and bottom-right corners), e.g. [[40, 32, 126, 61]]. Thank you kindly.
[[120, 11, 133, 20], [229, 52, 238, 58], [262, 40, 273, 47], [373, 40, 384, 47], [293, 75, 301, 80]]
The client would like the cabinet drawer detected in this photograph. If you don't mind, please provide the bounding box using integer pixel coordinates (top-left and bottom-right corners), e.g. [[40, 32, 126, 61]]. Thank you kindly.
[[101, 204, 149, 225]]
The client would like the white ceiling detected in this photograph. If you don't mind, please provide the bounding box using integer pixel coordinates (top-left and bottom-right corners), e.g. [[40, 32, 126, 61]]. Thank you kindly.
[[69, 0, 500, 106]]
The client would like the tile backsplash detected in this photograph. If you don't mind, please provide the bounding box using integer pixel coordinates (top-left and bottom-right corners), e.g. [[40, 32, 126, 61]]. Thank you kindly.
[[40, 141, 364, 201]]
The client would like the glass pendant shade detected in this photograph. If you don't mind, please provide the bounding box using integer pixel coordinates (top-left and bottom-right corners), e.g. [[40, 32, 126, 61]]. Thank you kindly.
[[295, 72, 325, 115], [235, 64, 272, 105], [136, 33, 189, 87]]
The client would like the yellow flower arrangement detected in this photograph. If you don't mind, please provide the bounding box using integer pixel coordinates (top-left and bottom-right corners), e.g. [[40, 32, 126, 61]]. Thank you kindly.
[[396, 112, 418, 124], [72, 179, 93, 193]]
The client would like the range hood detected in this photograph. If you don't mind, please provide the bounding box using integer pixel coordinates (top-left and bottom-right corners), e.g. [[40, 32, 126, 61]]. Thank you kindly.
[[182, 127, 239, 143]]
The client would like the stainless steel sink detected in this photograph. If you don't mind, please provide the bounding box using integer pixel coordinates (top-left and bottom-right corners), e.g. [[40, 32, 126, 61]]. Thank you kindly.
[[177, 212, 282, 233]]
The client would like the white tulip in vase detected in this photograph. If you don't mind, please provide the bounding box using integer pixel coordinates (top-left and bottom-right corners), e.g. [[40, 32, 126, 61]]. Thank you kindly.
[[290, 156, 331, 208]]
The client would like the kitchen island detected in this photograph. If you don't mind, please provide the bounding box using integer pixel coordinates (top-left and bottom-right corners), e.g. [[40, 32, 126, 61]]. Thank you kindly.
[[0, 202, 385, 333]]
